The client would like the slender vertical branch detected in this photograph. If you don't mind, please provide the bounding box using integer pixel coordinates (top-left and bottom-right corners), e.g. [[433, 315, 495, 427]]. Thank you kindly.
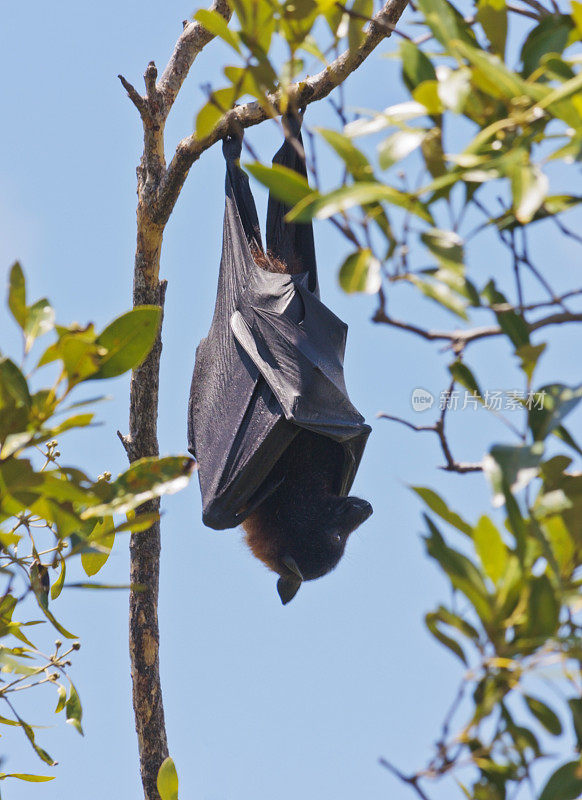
[[127, 278, 168, 800]]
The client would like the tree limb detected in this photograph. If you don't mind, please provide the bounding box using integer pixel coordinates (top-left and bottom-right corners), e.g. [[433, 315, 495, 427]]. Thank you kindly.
[[373, 308, 582, 347], [157, 0, 233, 108]]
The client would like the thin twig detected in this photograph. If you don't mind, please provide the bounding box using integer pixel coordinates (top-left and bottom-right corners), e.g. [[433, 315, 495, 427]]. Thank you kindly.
[[379, 758, 434, 800], [373, 307, 582, 345], [507, 3, 542, 19]]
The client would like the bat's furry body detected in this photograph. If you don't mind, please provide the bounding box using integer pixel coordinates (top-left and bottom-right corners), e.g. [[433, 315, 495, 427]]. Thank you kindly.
[[188, 117, 372, 603]]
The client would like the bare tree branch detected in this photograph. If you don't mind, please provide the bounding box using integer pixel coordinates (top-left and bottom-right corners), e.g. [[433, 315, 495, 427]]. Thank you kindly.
[[379, 758, 434, 800], [373, 308, 582, 346], [118, 74, 149, 117], [157, 0, 233, 107]]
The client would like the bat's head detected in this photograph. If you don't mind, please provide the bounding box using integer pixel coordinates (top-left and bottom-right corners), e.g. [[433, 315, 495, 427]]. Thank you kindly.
[[273, 495, 373, 605], [242, 430, 373, 605]]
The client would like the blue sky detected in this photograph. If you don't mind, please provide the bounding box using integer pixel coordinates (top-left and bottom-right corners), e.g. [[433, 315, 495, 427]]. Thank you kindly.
[[1, 1, 581, 799]]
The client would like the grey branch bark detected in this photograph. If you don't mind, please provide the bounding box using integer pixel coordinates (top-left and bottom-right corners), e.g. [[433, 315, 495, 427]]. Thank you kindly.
[[118, 2, 408, 798], [373, 308, 582, 347]]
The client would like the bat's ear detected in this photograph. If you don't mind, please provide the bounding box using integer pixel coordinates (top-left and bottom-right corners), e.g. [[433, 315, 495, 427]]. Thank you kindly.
[[277, 574, 302, 605]]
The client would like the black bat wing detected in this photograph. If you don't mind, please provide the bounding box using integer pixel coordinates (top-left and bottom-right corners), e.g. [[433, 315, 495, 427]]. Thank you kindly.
[[188, 124, 370, 531], [188, 136, 298, 530]]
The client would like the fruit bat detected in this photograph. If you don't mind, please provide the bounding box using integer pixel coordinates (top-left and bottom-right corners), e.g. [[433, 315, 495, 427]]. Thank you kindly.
[[188, 114, 372, 604]]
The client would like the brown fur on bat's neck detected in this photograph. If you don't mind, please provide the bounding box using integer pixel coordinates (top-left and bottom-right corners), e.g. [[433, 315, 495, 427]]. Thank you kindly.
[[252, 245, 304, 275], [242, 429, 341, 576]]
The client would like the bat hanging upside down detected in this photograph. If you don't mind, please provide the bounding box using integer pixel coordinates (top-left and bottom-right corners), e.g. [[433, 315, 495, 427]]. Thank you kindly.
[[188, 114, 372, 604]]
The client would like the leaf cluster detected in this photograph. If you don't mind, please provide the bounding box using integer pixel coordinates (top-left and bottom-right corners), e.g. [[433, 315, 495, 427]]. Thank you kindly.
[[0, 263, 194, 781]]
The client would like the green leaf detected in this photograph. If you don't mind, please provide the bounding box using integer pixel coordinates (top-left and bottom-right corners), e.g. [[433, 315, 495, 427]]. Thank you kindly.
[[348, 0, 373, 53], [528, 383, 582, 441], [54, 684, 67, 714], [246, 162, 313, 206], [482, 280, 530, 349], [491, 196, 582, 231], [33, 413, 95, 449], [425, 610, 467, 664], [543, 516, 574, 575], [338, 249, 381, 294], [196, 100, 224, 139], [411, 486, 473, 535], [409, 275, 468, 319], [0, 774, 55, 782], [82, 456, 195, 518], [378, 130, 425, 169], [483, 443, 544, 507], [113, 511, 160, 534], [400, 40, 436, 92], [516, 343, 546, 382], [473, 516, 507, 584], [317, 129, 373, 181], [534, 489, 572, 518], [412, 81, 443, 115], [42, 327, 103, 386], [194, 9, 241, 52], [50, 559, 66, 601], [520, 14, 573, 77], [13, 713, 56, 766], [345, 102, 429, 137], [554, 424, 582, 457], [64, 581, 140, 590], [286, 182, 435, 224], [524, 574, 559, 639], [538, 761, 582, 800], [454, 40, 541, 102], [537, 70, 582, 117], [92, 306, 162, 380], [0, 358, 32, 409], [421, 128, 447, 178], [224, 65, 275, 102], [0, 716, 19, 728], [524, 695, 562, 735], [8, 262, 27, 329], [65, 683, 83, 735], [421, 228, 464, 270], [195, 86, 237, 139], [477, 0, 506, 57], [415, 0, 476, 49], [449, 359, 481, 397], [157, 757, 179, 800], [424, 516, 492, 623], [511, 161, 549, 225], [81, 518, 115, 577], [23, 300, 55, 354]]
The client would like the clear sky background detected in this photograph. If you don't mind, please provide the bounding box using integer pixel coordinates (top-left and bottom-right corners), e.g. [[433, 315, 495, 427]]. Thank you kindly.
[[1, 1, 581, 799]]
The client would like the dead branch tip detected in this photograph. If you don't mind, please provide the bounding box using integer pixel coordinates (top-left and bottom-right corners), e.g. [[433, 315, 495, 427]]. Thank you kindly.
[[118, 74, 148, 117]]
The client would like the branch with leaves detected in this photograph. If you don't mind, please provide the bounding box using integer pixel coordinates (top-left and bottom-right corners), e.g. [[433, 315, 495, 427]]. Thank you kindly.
[[245, 0, 582, 797], [0, 264, 193, 785]]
